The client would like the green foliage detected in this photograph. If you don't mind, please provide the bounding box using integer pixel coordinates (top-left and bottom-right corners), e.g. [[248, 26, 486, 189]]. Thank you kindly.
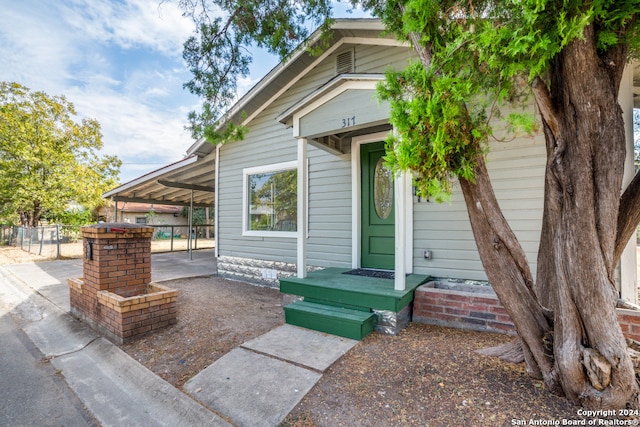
[[0, 82, 121, 226], [56, 208, 94, 226], [374, 0, 639, 199], [203, 113, 248, 146], [181, 206, 214, 225], [145, 210, 160, 225], [378, 60, 490, 201], [179, 0, 333, 142]]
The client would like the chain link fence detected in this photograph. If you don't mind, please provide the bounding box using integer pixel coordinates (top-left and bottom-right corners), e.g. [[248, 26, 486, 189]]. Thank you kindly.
[[148, 224, 215, 252], [1, 224, 215, 259]]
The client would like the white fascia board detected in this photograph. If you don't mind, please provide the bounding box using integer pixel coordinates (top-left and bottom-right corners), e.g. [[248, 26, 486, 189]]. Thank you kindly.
[[277, 74, 385, 124], [331, 19, 386, 32], [290, 79, 383, 138], [186, 137, 208, 156]]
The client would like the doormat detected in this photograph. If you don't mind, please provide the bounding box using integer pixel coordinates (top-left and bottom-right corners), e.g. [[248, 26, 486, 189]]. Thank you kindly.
[[343, 269, 395, 280]]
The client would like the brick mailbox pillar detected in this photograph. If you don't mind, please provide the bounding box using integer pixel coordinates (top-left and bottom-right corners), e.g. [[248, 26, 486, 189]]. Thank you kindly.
[[68, 223, 177, 344]]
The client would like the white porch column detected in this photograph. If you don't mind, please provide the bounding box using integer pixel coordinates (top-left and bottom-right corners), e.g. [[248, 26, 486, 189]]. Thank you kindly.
[[394, 170, 412, 290], [188, 189, 194, 261], [297, 138, 308, 278], [214, 143, 221, 258], [618, 64, 637, 303]]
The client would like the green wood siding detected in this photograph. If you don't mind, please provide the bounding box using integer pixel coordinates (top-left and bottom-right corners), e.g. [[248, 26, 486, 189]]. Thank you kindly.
[[217, 43, 405, 265], [299, 89, 390, 138], [217, 38, 547, 283], [217, 109, 299, 263], [412, 133, 546, 281], [306, 145, 352, 267]]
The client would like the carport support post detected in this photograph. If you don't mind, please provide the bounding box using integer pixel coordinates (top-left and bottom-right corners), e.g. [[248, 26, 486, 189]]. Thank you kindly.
[[296, 138, 308, 278], [38, 226, 44, 256], [188, 189, 193, 261]]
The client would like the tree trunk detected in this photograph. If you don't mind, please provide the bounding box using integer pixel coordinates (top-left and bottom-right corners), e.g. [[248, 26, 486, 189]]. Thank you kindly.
[[531, 25, 639, 408], [459, 158, 561, 393], [32, 203, 40, 228], [460, 24, 640, 409]]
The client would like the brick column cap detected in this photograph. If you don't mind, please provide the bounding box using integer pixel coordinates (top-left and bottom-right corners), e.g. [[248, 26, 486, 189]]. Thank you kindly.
[[81, 223, 154, 238]]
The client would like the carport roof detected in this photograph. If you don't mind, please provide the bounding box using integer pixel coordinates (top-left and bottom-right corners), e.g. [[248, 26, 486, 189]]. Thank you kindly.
[[103, 152, 215, 207]]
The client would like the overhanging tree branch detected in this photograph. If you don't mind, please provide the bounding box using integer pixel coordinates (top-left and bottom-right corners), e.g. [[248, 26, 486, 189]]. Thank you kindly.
[[615, 171, 640, 262], [531, 77, 559, 141]]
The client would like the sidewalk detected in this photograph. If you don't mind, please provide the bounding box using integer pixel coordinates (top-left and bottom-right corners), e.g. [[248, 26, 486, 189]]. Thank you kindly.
[[0, 251, 358, 426]]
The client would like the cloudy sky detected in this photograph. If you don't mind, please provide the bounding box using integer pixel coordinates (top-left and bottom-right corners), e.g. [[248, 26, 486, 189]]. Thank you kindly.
[[0, 0, 205, 183], [0, 1, 369, 184], [0, 0, 354, 185]]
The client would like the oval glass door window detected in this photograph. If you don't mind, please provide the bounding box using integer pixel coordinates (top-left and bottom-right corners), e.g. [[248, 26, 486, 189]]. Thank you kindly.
[[374, 158, 393, 219]]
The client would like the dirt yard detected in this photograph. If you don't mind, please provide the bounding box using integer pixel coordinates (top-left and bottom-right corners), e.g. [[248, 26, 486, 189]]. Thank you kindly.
[[0, 246, 618, 425], [125, 273, 582, 426], [113, 268, 582, 426], [120, 276, 285, 388]]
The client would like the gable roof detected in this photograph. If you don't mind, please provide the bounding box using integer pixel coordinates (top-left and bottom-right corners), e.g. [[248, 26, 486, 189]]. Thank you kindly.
[[186, 18, 393, 158]]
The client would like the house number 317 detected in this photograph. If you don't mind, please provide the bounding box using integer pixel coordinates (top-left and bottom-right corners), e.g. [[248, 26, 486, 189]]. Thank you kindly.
[[341, 116, 356, 128]]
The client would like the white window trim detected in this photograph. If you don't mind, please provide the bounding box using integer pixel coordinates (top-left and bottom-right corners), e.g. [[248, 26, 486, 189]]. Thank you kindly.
[[242, 160, 298, 238]]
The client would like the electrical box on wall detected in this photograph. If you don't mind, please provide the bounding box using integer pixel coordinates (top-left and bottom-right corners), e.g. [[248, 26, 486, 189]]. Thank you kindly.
[[424, 250, 432, 260]]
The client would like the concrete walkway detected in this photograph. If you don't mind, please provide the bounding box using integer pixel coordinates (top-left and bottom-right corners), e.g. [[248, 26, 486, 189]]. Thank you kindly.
[[184, 325, 357, 426], [0, 250, 358, 426]]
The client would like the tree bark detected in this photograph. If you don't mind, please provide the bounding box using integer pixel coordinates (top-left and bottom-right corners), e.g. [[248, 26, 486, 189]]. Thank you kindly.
[[459, 156, 560, 392], [533, 25, 638, 408], [403, 9, 640, 406]]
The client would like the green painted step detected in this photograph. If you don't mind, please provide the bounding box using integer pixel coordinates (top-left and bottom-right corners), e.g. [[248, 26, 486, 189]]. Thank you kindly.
[[284, 300, 376, 341], [279, 268, 429, 312]]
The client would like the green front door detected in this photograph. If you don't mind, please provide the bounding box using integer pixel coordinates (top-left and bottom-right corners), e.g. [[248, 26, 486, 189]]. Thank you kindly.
[[361, 142, 395, 270]]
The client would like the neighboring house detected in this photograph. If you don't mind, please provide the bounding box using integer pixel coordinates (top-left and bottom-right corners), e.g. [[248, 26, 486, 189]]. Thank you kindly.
[[103, 202, 186, 227], [104, 19, 638, 339]]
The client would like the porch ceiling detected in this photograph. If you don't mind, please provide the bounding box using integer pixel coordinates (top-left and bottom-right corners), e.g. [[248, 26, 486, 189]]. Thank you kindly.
[[103, 152, 215, 208]]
